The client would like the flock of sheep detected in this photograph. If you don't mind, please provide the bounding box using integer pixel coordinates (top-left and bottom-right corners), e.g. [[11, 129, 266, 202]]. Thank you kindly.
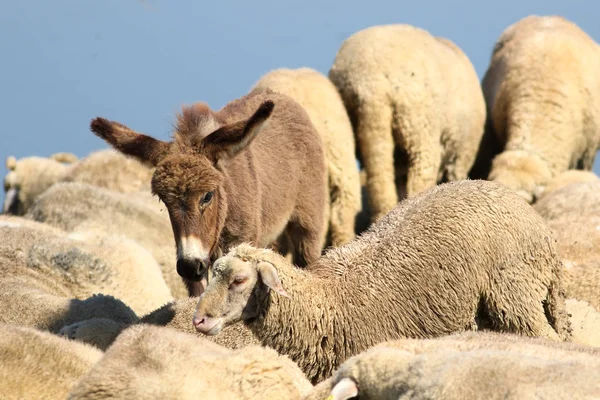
[[2, 13, 600, 400]]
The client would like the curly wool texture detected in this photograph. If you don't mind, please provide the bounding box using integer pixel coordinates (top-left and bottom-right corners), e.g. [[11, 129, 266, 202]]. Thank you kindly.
[[68, 324, 312, 400], [313, 330, 600, 400], [60, 297, 260, 351], [252, 67, 362, 247], [0, 324, 103, 400], [3, 149, 152, 215], [211, 180, 570, 383], [329, 24, 485, 221], [24, 182, 188, 299], [481, 15, 600, 202], [0, 215, 170, 332]]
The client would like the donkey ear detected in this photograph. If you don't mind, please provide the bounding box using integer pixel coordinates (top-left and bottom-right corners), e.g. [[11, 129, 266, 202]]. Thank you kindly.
[[200, 100, 274, 161], [90, 117, 171, 167], [257, 260, 290, 298]]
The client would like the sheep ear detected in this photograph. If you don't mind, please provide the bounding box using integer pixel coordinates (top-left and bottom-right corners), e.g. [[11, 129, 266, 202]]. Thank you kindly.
[[5, 156, 16, 170], [200, 100, 274, 162], [50, 152, 79, 164], [257, 261, 290, 298], [90, 117, 171, 167], [329, 377, 359, 400]]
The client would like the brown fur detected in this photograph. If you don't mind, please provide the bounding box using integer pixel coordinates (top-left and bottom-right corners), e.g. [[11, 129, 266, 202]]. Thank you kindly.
[[90, 88, 327, 295], [68, 324, 313, 400], [194, 180, 571, 383]]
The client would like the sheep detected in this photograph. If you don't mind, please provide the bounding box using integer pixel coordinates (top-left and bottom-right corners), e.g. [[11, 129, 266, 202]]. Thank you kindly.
[[534, 169, 600, 200], [314, 330, 600, 400], [67, 324, 313, 400], [252, 67, 362, 247], [566, 298, 600, 348], [90, 88, 328, 296], [0, 215, 170, 331], [564, 260, 600, 310], [59, 297, 260, 351], [0, 324, 103, 400], [533, 180, 600, 222], [478, 15, 600, 203], [3, 149, 153, 215], [193, 179, 571, 383], [328, 24, 486, 222], [25, 181, 189, 298]]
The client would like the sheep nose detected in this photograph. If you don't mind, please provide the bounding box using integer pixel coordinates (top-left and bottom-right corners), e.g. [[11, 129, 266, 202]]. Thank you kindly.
[[176, 258, 206, 281]]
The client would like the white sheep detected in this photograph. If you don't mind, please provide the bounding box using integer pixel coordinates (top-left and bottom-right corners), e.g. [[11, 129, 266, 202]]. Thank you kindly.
[[67, 324, 312, 400], [0, 215, 171, 332], [3, 148, 153, 215], [329, 24, 486, 221], [479, 15, 600, 203], [252, 67, 362, 246], [0, 323, 103, 400], [314, 330, 600, 400], [193, 180, 571, 383]]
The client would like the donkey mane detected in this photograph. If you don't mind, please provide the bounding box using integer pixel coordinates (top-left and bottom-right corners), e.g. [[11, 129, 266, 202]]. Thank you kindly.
[[174, 103, 223, 150]]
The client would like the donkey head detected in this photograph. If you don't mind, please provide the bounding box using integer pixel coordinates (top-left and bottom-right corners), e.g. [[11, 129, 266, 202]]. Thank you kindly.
[[90, 100, 274, 282]]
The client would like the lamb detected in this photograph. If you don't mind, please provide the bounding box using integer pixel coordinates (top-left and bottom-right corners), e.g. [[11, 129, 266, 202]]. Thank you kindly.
[[478, 15, 600, 203], [0, 324, 103, 400], [328, 24, 486, 222], [252, 67, 362, 247], [25, 181, 189, 298], [59, 297, 260, 351], [533, 180, 600, 222], [67, 324, 313, 400], [3, 149, 153, 215], [314, 330, 600, 400], [193, 180, 571, 383], [0, 215, 171, 332], [90, 88, 328, 296]]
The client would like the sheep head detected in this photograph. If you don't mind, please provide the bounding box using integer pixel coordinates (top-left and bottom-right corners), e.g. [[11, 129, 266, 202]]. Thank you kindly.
[[90, 101, 274, 285], [192, 243, 289, 336]]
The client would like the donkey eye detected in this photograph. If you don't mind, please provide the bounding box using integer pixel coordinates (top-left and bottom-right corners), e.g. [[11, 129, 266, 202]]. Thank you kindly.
[[201, 191, 213, 205]]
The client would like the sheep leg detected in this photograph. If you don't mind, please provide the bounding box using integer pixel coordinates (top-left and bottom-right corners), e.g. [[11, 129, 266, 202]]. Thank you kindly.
[[403, 132, 442, 197], [356, 101, 397, 222], [327, 173, 360, 247]]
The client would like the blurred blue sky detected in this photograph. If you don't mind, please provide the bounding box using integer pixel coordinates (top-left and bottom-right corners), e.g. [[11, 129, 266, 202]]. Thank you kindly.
[[1, 0, 599, 204]]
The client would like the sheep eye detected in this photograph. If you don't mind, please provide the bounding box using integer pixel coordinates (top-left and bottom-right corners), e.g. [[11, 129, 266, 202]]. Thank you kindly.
[[233, 276, 247, 285], [201, 191, 213, 205], [241, 257, 248, 262]]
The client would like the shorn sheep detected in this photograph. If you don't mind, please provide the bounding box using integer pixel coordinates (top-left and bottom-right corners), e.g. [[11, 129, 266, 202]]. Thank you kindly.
[[314, 330, 600, 400], [329, 24, 486, 222], [25, 181, 189, 299], [533, 180, 600, 222], [194, 180, 571, 383], [0, 324, 103, 400], [476, 15, 600, 202], [0, 215, 170, 332], [90, 88, 328, 296], [252, 67, 362, 246], [67, 324, 313, 400], [3, 149, 152, 215], [60, 297, 261, 351]]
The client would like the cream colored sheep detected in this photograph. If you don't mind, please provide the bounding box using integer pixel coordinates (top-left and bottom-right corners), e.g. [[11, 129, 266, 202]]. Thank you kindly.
[[24, 181, 189, 298], [0, 324, 103, 400], [564, 260, 600, 310], [329, 24, 486, 221], [533, 180, 600, 222], [67, 324, 312, 400], [3, 148, 152, 215], [534, 170, 600, 200], [252, 67, 362, 246], [0, 215, 170, 332], [315, 330, 600, 400], [194, 180, 571, 383], [481, 15, 600, 203], [566, 298, 600, 348], [59, 297, 260, 351]]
